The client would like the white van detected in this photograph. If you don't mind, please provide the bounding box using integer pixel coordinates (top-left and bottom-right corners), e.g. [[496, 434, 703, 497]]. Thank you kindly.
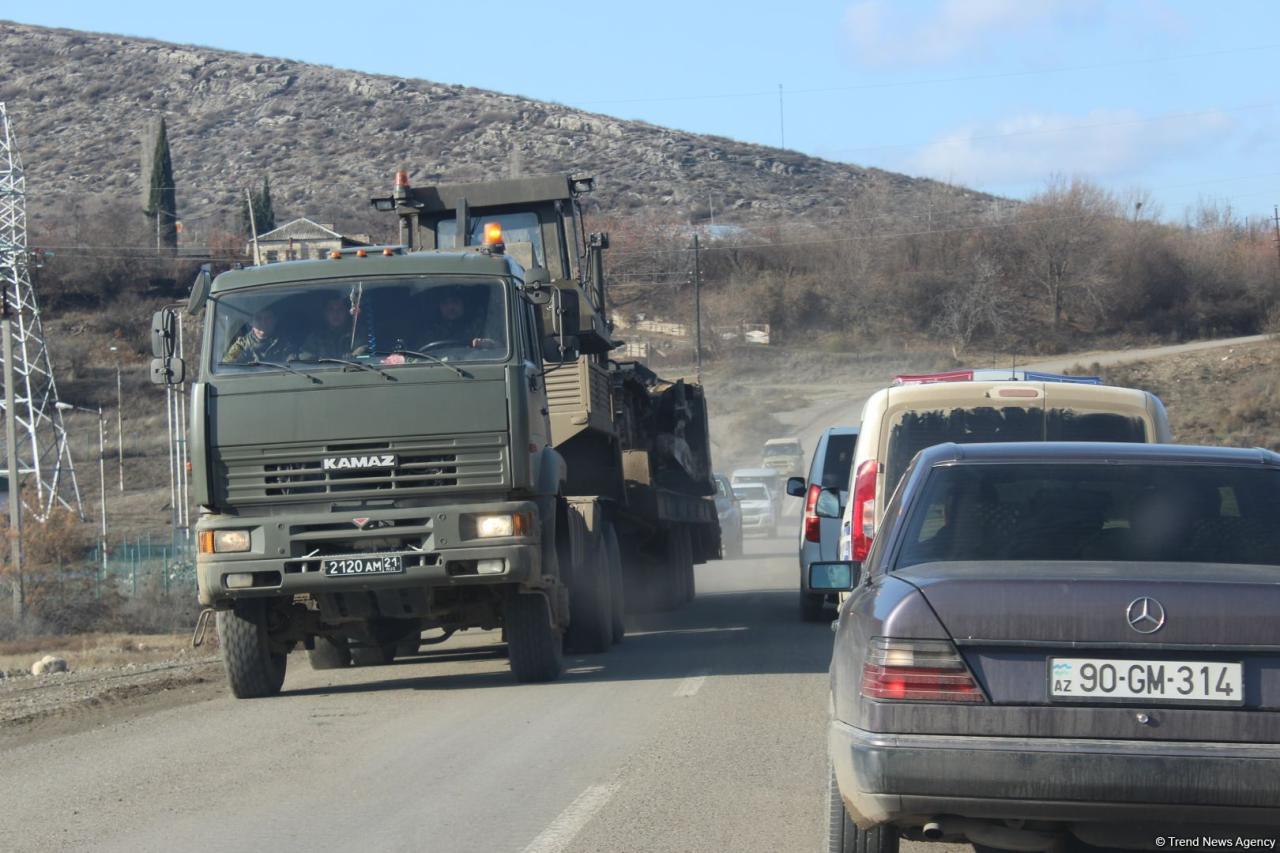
[[837, 370, 1172, 562]]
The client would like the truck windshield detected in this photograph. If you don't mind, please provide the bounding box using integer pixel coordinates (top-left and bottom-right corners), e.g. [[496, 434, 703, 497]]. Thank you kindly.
[[210, 276, 510, 374]]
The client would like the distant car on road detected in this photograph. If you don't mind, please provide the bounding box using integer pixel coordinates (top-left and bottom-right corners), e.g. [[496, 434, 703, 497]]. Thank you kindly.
[[761, 437, 805, 477], [713, 474, 743, 558], [731, 467, 783, 512], [839, 370, 1173, 566], [816, 441, 1280, 852], [785, 426, 858, 621], [732, 482, 777, 537]]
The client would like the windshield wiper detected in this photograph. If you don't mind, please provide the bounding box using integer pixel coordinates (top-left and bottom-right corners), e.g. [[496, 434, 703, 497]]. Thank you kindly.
[[233, 359, 321, 383], [371, 349, 471, 379], [309, 357, 395, 380]]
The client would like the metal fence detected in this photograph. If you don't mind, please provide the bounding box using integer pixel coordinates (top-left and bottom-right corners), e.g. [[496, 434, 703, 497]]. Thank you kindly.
[[87, 535, 196, 596]]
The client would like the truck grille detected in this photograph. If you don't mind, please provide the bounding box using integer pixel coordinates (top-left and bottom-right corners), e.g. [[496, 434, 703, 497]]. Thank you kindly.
[[217, 434, 508, 504]]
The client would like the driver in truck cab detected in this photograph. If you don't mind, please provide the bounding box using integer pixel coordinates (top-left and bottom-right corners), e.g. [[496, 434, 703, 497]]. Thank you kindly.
[[298, 296, 361, 359], [222, 308, 286, 364], [424, 287, 499, 350]]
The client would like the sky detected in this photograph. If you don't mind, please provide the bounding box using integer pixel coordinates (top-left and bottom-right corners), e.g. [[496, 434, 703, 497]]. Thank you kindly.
[[7, 0, 1279, 221]]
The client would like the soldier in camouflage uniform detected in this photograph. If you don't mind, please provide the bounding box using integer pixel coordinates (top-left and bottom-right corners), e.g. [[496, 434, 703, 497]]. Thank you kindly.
[[222, 309, 287, 364], [298, 297, 360, 359], [419, 288, 498, 350]]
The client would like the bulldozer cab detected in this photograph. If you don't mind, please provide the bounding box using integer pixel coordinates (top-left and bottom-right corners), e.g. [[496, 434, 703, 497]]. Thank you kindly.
[[373, 173, 614, 356]]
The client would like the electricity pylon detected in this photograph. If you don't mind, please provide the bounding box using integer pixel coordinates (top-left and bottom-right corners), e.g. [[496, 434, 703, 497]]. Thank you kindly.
[[0, 102, 82, 520]]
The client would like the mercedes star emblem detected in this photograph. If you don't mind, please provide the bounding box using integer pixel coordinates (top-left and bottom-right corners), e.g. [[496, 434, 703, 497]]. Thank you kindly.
[[1126, 597, 1166, 634]]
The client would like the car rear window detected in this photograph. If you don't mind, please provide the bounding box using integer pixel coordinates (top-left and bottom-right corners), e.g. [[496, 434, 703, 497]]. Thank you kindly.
[[896, 463, 1280, 569], [885, 407, 1145, 495], [819, 434, 857, 489], [734, 485, 769, 501]]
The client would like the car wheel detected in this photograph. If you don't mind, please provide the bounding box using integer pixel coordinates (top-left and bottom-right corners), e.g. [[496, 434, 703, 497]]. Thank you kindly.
[[800, 591, 827, 623], [827, 758, 898, 853]]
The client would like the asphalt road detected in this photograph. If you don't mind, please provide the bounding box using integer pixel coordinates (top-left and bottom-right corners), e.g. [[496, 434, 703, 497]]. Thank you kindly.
[[0, 535, 923, 853]]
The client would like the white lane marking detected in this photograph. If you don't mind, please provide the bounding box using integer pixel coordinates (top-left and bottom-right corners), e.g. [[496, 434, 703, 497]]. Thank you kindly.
[[522, 777, 623, 853], [672, 671, 708, 697]]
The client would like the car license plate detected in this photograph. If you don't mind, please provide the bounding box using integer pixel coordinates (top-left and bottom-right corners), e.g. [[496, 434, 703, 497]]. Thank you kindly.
[[1049, 658, 1243, 705], [322, 555, 404, 577]]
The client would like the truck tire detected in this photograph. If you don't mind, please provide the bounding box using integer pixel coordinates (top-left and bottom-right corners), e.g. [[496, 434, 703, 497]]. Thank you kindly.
[[217, 600, 287, 699], [654, 529, 686, 612], [566, 531, 613, 654], [604, 523, 626, 644], [801, 591, 827, 622], [827, 759, 898, 853], [506, 592, 563, 683], [308, 635, 351, 670]]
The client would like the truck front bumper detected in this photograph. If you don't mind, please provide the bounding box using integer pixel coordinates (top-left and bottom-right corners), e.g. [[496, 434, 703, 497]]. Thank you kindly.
[[195, 500, 541, 606], [830, 719, 1280, 828]]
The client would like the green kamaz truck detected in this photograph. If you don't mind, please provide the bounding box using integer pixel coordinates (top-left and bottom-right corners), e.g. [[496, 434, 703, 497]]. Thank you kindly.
[[152, 173, 720, 698]]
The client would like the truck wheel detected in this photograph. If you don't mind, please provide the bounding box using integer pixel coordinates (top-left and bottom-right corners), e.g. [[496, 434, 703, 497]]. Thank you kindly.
[[566, 532, 613, 654], [604, 524, 626, 644], [308, 635, 351, 670], [506, 592, 563, 683], [827, 758, 898, 853], [217, 600, 287, 699], [800, 592, 828, 622]]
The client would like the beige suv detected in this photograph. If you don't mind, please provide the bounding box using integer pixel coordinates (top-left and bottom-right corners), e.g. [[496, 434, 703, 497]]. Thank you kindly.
[[836, 370, 1172, 563]]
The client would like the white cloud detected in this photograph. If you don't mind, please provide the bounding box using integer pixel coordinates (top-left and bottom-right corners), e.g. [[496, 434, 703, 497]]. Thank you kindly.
[[844, 0, 1094, 66], [906, 108, 1234, 186]]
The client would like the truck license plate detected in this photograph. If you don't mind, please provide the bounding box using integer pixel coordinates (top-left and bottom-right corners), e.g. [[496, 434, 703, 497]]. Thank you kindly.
[[322, 555, 404, 577], [1049, 658, 1242, 705]]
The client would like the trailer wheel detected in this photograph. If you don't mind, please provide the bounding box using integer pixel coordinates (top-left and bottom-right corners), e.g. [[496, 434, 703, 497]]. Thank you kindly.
[[566, 531, 614, 654], [308, 635, 351, 670], [654, 529, 686, 612], [506, 592, 564, 683], [217, 599, 287, 699], [682, 528, 697, 604], [604, 523, 625, 644]]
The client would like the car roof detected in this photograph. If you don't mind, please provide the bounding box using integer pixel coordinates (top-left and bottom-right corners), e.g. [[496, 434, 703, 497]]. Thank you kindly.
[[732, 467, 779, 476], [820, 426, 860, 437], [917, 441, 1280, 468]]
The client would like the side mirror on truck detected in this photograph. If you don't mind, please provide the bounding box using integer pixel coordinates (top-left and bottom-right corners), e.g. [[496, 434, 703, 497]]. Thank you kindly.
[[150, 307, 185, 386], [186, 264, 212, 315], [521, 267, 553, 305]]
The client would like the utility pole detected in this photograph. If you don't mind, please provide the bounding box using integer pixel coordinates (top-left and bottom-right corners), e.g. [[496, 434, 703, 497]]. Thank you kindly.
[[110, 345, 123, 491], [692, 234, 703, 383], [778, 84, 785, 150], [246, 188, 260, 266], [1272, 205, 1280, 282], [3, 295, 21, 621]]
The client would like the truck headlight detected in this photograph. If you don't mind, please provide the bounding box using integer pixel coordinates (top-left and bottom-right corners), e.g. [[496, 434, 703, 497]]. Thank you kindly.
[[212, 529, 252, 553], [465, 512, 530, 539]]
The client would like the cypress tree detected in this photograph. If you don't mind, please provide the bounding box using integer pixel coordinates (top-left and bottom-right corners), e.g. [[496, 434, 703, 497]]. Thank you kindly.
[[142, 117, 177, 250]]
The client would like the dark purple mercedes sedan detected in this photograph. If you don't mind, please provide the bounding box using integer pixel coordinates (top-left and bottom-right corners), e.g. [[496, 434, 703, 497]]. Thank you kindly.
[[814, 442, 1280, 852]]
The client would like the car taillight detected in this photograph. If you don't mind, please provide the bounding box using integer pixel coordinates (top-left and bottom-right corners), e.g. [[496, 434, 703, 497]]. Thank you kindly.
[[861, 638, 984, 703], [851, 459, 877, 560], [803, 483, 822, 542]]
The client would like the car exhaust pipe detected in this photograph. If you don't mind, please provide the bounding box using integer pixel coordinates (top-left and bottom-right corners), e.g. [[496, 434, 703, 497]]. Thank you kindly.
[[929, 818, 1065, 852]]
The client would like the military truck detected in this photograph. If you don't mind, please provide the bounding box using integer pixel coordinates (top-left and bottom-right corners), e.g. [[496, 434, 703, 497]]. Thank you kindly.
[[152, 173, 719, 698]]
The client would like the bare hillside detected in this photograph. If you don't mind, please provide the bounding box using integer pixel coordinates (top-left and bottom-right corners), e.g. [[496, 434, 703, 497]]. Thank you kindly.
[[0, 20, 995, 239]]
